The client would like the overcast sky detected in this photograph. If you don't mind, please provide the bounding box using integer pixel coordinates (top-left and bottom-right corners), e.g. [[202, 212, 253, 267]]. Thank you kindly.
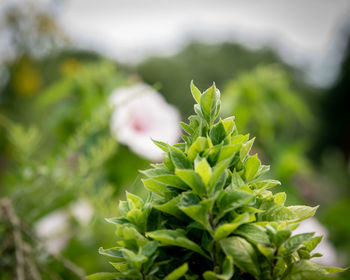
[[56, 0, 350, 86], [2, 0, 349, 86]]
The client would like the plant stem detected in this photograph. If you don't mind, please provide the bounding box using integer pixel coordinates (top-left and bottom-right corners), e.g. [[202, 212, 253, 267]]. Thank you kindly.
[[209, 212, 218, 268], [1, 198, 25, 280], [141, 269, 146, 280]]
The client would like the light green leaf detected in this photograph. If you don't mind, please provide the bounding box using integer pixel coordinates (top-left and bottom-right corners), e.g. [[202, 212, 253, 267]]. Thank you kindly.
[[169, 146, 192, 169], [208, 158, 232, 192], [126, 192, 143, 209], [154, 195, 186, 220], [221, 236, 260, 278], [287, 205, 319, 222], [152, 139, 170, 152], [110, 262, 129, 272], [98, 247, 124, 260], [142, 178, 169, 197], [283, 260, 328, 280], [176, 169, 206, 196], [244, 154, 261, 181], [146, 229, 208, 258], [141, 241, 158, 257], [86, 272, 119, 280], [195, 157, 212, 186], [214, 213, 250, 240], [164, 263, 189, 280], [304, 236, 323, 252], [217, 144, 241, 163], [234, 224, 270, 245], [240, 138, 255, 161], [209, 121, 227, 145], [274, 192, 287, 205], [324, 266, 347, 273], [191, 80, 202, 104], [231, 134, 249, 145], [216, 190, 253, 219], [179, 198, 213, 232], [203, 256, 234, 280], [283, 233, 314, 256], [200, 83, 220, 123], [141, 168, 189, 190], [188, 137, 208, 161], [222, 116, 235, 135]]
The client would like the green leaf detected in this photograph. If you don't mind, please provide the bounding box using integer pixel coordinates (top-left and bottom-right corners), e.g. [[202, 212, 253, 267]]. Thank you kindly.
[[141, 168, 189, 190], [180, 122, 194, 135], [146, 229, 208, 258], [169, 146, 192, 169], [274, 230, 291, 248], [126, 192, 143, 209], [194, 157, 212, 186], [274, 192, 287, 205], [86, 272, 119, 280], [216, 190, 253, 219], [200, 83, 220, 123], [98, 247, 124, 260], [154, 195, 186, 220], [244, 154, 261, 181], [253, 179, 281, 190], [240, 138, 255, 161], [304, 236, 323, 252], [208, 158, 232, 192], [214, 213, 250, 240], [283, 233, 315, 256], [231, 134, 249, 145], [324, 266, 347, 273], [222, 117, 235, 135], [221, 236, 260, 278], [141, 241, 158, 257], [110, 262, 129, 272], [203, 256, 234, 280], [179, 198, 213, 232], [164, 263, 189, 280], [287, 206, 319, 222], [188, 136, 208, 161], [152, 139, 171, 152], [209, 121, 227, 145], [234, 224, 270, 245], [176, 169, 207, 196], [142, 178, 170, 197], [283, 260, 328, 280], [191, 80, 202, 104], [217, 144, 241, 163]]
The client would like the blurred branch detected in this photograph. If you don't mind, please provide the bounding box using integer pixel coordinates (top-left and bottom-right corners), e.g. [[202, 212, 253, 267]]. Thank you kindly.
[[1, 197, 25, 280]]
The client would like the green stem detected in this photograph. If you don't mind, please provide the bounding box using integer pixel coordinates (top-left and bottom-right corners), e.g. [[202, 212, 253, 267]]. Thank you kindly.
[[209, 212, 218, 268]]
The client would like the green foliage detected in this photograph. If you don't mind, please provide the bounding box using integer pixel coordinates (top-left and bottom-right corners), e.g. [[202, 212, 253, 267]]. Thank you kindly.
[[0, 61, 150, 279], [92, 82, 344, 279]]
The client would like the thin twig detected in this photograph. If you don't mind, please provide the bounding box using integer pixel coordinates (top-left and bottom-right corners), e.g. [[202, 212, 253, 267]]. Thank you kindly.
[[1, 198, 25, 280]]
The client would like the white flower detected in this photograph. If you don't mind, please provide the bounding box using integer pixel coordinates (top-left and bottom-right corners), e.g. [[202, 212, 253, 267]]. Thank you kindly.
[[35, 210, 70, 254], [70, 199, 93, 226], [293, 217, 339, 266], [109, 83, 181, 161]]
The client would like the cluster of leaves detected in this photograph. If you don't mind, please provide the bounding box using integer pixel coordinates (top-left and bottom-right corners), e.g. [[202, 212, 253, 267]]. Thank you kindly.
[[90, 82, 344, 280]]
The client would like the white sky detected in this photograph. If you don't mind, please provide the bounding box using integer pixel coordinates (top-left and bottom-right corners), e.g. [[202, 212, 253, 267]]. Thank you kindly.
[[25, 0, 350, 86]]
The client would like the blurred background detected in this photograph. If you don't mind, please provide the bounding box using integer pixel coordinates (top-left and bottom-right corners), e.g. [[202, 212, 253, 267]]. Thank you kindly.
[[0, 0, 350, 279]]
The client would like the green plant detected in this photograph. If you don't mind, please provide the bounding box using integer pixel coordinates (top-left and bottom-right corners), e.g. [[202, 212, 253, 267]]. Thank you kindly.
[[89, 82, 344, 280]]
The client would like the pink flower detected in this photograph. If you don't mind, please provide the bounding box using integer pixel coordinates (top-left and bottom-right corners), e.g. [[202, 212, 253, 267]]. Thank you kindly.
[[109, 83, 181, 161]]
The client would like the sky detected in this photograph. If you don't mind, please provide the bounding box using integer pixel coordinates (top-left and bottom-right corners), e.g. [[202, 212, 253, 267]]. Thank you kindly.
[[2, 0, 350, 86]]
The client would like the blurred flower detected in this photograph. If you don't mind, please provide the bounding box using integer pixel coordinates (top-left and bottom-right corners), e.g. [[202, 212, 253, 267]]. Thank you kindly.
[[35, 210, 70, 254], [70, 199, 93, 226], [110, 83, 180, 161], [293, 217, 339, 266]]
